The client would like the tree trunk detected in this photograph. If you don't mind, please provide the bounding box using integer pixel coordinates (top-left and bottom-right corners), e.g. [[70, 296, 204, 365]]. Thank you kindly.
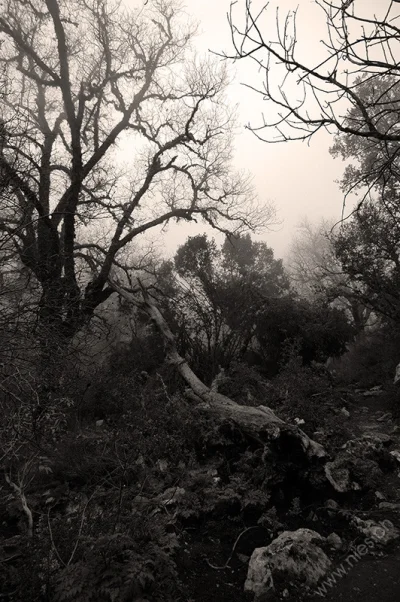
[[36, 323, 68, 411], [36, 279, 72, 410], [110, 281, 326, 461]]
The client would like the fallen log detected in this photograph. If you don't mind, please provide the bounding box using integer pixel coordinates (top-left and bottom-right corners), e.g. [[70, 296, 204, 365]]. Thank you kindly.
[[109, 279, 325, 461]]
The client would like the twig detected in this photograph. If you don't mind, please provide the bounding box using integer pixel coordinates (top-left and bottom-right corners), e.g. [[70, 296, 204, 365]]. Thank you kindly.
[[205, 526, 268, 570], [156, 372, 173, 404], [0, 589, 18, 598], [47, 509, 66, 567], [66, 494, 93, 566], [0, 553, 22, 563], [47, 487, 99, 567], [4, 471, 33, 538]]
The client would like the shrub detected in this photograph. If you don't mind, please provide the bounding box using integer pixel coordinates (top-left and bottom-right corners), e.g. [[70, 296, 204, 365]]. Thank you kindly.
[[266, 353, 351, 448], [216, 362, 271, 404], [51, 530, 180, 602], [255, 296, 354, 375], [333, 325, 400, 387]]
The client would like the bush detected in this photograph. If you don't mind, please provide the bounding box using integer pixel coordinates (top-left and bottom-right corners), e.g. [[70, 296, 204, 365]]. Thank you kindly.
[[266, 353, 351, 448], [254, 296, 354, 376], [51, 528, 180, 602], [333, 325, 400, 387], [78, 329, 181, 420], [216, 362, 271, 404]]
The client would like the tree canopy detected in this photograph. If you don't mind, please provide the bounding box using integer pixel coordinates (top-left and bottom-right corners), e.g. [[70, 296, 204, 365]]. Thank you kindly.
[[157, 233, 290, 382], [333, 199, 400, 323], [156, 233, 352, 381], [0, 0, 275, 403]]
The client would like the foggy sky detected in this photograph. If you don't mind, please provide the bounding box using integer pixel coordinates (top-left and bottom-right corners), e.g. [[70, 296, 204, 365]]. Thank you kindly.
[[126, 0, 382, 260]]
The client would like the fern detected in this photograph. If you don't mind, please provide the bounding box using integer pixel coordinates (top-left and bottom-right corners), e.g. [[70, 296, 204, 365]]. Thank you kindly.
[[51, 526, 181, 602]]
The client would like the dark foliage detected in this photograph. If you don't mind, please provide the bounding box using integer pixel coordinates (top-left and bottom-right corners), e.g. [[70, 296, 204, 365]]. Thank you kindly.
[[333, 201, 400, 324], [254, 297, 354, 376]]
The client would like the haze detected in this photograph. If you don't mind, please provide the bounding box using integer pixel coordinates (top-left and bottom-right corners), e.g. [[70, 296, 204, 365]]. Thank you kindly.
[[125, 0, 380, 259]]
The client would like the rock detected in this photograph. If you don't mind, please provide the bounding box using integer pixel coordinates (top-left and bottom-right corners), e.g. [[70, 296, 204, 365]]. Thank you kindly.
[[363, 388, 384, 397], [325, 432, 391, 493], [341, 407, 350, 418], [390, 450, 400, 463], [95, 419, 104, 427], [325, 462, 358, 493], [326, 533, 343, 550], [133, 494, 150, 505], [352, 517, 400, 545], [379, 502, 400, 510], [245, 547, 274, 598], [375, 491, 386, 500], [352, 458, 383, 490], [377, 412, 392, 422], [244, 529, 331, 599], [325, 499, 339, 510], [324, 499, 339, 517], [363, 432, 393, 446], [157, 459, 169, 473], [356, 385, 382, 394], [294, 417, 305, 425], [394, 362, 400, 385], [237, 553, 250, 564], [135, 454, 146, 467], [158, 487, 186, 506], [343, 433, 392, 460]]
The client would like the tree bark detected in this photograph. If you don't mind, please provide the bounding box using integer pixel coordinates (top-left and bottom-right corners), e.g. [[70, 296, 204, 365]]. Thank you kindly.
[[36, 276, 77, 409], [110, 280, 326, 461]]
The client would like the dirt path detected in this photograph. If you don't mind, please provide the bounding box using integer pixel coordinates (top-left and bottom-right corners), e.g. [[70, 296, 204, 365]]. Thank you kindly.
[[306, 387, 400, 602], [307, 543, 400, 601], [348, 389, 398, 438]]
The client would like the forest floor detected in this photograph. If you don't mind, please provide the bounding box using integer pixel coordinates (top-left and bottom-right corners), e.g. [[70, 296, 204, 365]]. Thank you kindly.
[[3, 379, 400, 601], [306, 389, 400, 602], [178, 385, 400, 602]]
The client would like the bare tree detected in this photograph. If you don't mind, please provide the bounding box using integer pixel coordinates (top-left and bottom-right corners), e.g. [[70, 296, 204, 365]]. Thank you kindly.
[[227, 1, 400, 146], [288, 219, 337, 301], [0, 0, 273, 402]]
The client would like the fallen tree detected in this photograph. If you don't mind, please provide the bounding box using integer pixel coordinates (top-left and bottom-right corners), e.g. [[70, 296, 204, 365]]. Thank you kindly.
[[109, 279, 326, 461]]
